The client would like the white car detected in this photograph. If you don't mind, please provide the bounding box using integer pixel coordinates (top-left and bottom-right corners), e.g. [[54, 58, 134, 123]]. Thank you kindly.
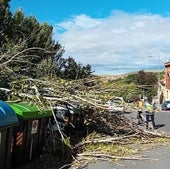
[[105, 97, 125, 112]]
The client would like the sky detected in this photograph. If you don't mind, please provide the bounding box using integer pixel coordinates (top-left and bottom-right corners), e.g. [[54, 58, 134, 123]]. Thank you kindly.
[[10, 0, 170, 75]]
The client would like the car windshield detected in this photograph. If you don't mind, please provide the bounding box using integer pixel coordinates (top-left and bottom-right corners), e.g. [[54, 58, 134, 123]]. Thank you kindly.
[[110, 99, 122, 104]]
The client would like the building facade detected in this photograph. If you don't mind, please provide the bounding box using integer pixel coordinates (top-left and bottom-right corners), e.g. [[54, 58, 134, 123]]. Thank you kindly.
[[162, 61, 170, 101]]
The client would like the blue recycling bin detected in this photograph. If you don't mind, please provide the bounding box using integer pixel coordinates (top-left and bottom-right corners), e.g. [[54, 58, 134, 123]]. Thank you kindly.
[[0, 100, 18, 169]]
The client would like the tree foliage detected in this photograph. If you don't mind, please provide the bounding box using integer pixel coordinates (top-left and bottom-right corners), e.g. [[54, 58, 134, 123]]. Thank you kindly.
[[0, 3, 93, 81], [111, 70, 160, 101], [61, 57, 93, 80], [135, 70, 158, 85], [0, 0, 12, 50]]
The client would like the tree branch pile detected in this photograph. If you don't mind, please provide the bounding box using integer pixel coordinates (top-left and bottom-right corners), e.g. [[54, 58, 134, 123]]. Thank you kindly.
[[5, 76, 170, 139], [3, 76, 170, 169]]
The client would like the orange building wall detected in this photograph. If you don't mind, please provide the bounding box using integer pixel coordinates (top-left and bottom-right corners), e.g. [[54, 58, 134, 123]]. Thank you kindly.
[[164, 61, 170, 89]]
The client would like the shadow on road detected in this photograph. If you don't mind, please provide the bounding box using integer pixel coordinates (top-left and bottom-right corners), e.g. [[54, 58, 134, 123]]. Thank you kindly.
[[155, 124, 165, 129]]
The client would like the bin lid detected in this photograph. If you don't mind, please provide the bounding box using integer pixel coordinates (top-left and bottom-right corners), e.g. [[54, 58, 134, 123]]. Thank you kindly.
[[8, 102, 52, 119], [0, 100, 18, 127]]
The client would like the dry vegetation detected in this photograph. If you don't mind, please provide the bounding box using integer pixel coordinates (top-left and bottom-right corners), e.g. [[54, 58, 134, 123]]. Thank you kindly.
[[99, 74, 128, 82]]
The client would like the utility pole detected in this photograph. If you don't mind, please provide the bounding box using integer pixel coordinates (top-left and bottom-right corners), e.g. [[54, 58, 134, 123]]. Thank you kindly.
[[157, 70, 160, 110], [148, 54, 161, 110], [157, 54, 161, 110]]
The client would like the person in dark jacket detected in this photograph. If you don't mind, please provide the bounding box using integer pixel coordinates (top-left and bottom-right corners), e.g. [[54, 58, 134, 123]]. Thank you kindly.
[[137, 111, 144, 125]]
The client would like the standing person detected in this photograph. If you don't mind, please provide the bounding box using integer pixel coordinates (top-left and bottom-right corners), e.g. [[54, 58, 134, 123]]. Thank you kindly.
[[144, 98, 156, 129], [136, 99, 144, 125]]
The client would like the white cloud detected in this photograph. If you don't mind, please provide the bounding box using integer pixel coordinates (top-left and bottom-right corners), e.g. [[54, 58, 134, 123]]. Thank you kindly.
[[53, 11, 170, 74]]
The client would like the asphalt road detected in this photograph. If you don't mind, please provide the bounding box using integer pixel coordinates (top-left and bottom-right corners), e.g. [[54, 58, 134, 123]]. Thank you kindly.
[[154, 110, 170, 132], [87, 110, 170, 169], [124, 110, 170, 131]]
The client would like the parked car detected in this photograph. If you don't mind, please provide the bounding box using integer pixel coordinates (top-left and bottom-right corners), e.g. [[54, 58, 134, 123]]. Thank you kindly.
[[105, 97, 125, 112], [161, 100, 170, 110]]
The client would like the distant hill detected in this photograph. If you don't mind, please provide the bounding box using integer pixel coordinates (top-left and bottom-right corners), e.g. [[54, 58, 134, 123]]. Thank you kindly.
[[99, 69, 164, 81], [99, 73, 128, 81]]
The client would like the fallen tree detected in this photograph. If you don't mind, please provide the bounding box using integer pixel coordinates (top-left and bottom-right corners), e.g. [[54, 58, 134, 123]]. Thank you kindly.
[[2, 76, 170, 169]]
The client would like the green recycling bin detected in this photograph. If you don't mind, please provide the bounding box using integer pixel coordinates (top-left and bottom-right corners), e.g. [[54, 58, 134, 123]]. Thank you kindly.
[[0, 100, 18, 169], [8, 102, 52, 168]]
